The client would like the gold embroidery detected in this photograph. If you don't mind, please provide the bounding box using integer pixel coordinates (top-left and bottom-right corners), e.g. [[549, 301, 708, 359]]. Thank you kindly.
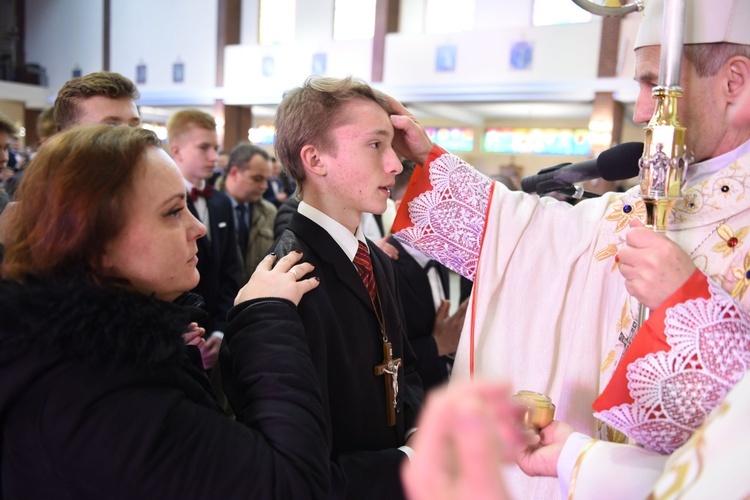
[[602, 298, 634, 374], [649, 401, 731, 499], [601, 350, 616, 373], [675, 191, 701, 215], [712, 224, 748, 257], [594, 243, 618, 262], [567, 439, 598, 500], [649, 462, 692, 500], [597, 198, 646, 273], [603, 199, 646, 233], [672, 162, 750, 224], [730, 251, 750, 300], [616, 297, 632, 332], [605, 424, 628, 444]]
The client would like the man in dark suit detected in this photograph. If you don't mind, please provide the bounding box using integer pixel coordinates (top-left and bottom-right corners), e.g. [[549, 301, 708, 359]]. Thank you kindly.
[[224, 76, 423, 499], [218, 143, 278, 280], [273, 196, 300, 240], [167, 109, 242, 370]]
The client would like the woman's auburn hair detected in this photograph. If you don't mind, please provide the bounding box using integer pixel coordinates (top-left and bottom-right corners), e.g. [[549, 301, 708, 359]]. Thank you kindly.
[[1, 125, 162, 282]]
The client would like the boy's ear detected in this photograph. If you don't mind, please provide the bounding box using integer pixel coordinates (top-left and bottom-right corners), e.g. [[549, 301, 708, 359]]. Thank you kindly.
[[300, 144, 326, 176]]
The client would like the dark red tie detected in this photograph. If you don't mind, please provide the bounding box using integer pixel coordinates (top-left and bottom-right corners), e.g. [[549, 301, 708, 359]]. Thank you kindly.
[[353, 241, 376, 302], [190, 184, 213, 202]]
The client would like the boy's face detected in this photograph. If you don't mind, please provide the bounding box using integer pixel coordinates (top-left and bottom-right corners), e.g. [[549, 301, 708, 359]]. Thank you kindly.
[[316, 98, 402, 227], [171, 125, 219, 186]]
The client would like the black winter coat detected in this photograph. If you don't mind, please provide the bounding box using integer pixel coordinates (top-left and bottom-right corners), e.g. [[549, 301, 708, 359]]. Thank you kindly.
[[0, 277, 329, 499]]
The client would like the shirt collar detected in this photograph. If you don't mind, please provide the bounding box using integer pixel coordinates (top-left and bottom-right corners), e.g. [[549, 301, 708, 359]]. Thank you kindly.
[[228, 195, 239, 210], [402, 243, 432, 267], [228, 195, 246, 210], [685, 139, 750, 187], [183, 179, 207, 191], [298, 201, 366, 262]]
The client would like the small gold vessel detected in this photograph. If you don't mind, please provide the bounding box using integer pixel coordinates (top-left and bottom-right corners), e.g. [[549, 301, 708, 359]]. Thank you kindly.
[[513, 390, 556, 430]]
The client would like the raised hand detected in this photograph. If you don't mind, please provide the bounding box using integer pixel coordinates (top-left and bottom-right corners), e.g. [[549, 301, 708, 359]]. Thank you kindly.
[[433, 298, 469, 356], [402, 382, 523, 500], [386, 94, 434, 165]]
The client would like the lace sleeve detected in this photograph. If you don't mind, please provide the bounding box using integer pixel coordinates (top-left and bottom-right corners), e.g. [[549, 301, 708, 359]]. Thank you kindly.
[[594, 275, 750, 454], [392, 147, 493, 280]]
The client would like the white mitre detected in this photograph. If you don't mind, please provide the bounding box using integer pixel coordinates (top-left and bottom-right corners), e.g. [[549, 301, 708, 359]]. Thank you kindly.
[[634, 0, 750, 48]]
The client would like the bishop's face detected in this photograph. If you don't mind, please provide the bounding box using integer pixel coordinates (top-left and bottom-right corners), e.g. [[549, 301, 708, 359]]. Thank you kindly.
[[633, 45, 735, 163], [732, 76, 750, 128]]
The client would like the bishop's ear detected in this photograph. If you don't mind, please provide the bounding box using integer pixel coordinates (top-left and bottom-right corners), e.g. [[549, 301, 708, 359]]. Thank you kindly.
[[300, 144, 327, 177], [726, 56, 750, 102]]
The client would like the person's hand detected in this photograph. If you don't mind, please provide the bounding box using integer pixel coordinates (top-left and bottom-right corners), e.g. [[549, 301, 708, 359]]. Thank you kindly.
[[516, 420, 575, 477], [235, 251, 319, 306], [182, 322, 206, 348], [618, 219, 696, 309], [401, 382, 522, 500], [375, 236, 399, 260], [199, 335, 222, 370], [386, 94, 434, 165], [432, 298, 469, 356]]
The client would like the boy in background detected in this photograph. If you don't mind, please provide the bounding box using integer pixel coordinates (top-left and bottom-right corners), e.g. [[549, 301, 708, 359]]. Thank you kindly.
[[167, 110, 242, 369]]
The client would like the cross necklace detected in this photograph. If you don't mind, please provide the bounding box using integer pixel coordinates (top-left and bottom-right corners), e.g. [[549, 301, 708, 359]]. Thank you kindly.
[[371, 288, 402, 427]]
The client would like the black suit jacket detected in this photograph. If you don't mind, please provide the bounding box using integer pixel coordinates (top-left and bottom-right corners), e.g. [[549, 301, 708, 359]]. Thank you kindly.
[[258, 212, 423, 499], [388, 238, 452, 391], [273, 197, 300, 240], [188, 190, 242, 333]]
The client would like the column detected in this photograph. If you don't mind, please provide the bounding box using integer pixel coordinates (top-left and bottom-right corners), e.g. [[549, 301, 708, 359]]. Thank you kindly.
[[372, 0, 400, 83]]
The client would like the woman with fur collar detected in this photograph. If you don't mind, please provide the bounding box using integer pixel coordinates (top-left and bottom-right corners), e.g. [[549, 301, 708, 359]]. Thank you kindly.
[[0, 125, 327, 499]]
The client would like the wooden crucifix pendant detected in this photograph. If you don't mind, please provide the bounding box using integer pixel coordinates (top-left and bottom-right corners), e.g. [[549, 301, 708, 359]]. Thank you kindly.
[[374, 341, 402, 427]]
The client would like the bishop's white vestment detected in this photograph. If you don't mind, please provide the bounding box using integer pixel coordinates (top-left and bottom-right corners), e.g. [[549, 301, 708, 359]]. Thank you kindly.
[[558, 366, 750, 499], [392, 141, 750, 499]]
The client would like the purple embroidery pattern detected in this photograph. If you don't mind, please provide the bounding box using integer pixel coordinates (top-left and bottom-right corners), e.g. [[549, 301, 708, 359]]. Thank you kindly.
[[595, 280, 750, 454], [393, 153, 492, 280]]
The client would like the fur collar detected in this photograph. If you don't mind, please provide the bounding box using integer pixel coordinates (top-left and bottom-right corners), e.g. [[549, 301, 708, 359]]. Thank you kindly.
[[0, 277, 190, 369]]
